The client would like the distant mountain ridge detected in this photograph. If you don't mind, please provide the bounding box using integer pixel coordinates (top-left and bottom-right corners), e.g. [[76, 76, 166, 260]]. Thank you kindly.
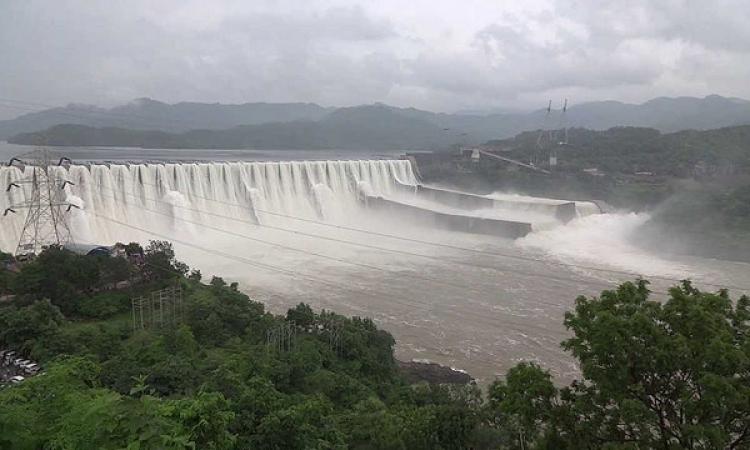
[[0, 98, 332, 139], [4, 95, 750, 148], [8, 105, 448, 150]]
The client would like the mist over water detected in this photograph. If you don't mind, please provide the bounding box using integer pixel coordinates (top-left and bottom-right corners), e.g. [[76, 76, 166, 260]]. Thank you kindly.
[[1, 158, 747, 382], [517, 212, 694, 279]]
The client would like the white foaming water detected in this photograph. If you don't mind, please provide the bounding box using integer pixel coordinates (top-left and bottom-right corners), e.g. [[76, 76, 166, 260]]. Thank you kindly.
[[517, 212, 692, 278], [488, 191, 601, 218], [65, 194, 95, 245], [163, 191, 194, 233], [0, 160, 418, 256]]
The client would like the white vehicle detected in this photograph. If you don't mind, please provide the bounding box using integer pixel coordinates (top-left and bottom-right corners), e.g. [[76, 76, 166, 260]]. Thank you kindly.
[[22, 363, 39, 374], [3, 352, 16, 363]]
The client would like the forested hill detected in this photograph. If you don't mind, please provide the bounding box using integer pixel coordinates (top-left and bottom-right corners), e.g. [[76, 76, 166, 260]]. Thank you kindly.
[[490, 125, 750, 177], [1, 244, 749, 448], [4, 94, 750, 144], [0, 98, 331, 139], [8, 105, 449, 150], [12, 111, 750, 155]]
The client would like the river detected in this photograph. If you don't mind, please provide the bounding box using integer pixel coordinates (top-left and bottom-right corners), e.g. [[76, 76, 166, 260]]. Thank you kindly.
[[2, 142, 748, 384]]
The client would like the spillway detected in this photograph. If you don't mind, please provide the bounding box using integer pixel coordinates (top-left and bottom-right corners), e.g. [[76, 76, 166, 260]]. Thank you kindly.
[[0, 159, 605, 252], [0, 160, 418, 251]]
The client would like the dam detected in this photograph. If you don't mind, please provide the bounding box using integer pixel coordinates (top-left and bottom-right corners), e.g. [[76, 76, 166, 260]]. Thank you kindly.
[[0, 159, 599, 252], [2, 155, 747, 383]]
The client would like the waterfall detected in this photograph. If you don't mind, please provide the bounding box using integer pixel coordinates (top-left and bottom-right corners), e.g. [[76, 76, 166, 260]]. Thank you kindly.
[[0, 159, 418, 251]]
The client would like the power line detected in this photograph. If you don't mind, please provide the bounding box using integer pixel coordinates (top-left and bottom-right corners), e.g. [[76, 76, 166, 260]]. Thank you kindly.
[[89, 187, 693, 297], [85, 210, 455, 311], [88, 209, 682, 321], [127, 177, 750, 292], [3, 150, 75, 257], [93, 188, 496, 298]]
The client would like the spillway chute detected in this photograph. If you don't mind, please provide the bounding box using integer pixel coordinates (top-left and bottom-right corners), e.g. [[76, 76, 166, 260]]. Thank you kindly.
[[0, 158, 607, 253]]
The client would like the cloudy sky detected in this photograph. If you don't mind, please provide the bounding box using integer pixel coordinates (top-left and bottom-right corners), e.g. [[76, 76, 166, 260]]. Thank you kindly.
[[1, 0, 749, 119]]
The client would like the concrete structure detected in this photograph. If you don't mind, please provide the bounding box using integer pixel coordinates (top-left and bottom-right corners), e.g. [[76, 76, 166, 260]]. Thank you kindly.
[[363, 196, 532, 239], [395, 183, 586, 224], [64, 243, 114, 257]]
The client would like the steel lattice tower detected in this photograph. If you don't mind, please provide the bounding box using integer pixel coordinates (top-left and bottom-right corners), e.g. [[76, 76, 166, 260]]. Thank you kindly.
[[4, 150, 74, 258]]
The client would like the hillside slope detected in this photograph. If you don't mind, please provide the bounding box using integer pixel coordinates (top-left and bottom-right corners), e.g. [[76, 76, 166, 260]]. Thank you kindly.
[[4, 95, 750, 143]]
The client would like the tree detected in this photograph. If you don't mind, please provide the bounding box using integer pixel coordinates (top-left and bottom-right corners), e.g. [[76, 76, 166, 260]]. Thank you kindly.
[[143, 240, 188, 280], [6, 247, 135, 316], [96, 254, 131, 288], [10, 247, 100, 313], [188, 269, 202, 282], [210, 276, 227, 288], [488, 362, 559, 448], [509, 280, 750, 449], [0, 251, 14, 295], [184, 285, 265, 346], [254, 395, 346, 449], [287, 303, 315, 328], [0, 299, 65, 353]]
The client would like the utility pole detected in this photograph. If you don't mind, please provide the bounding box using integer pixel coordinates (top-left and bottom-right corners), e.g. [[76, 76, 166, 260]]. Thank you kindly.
[[3, 150, 76, 259], [550, 98, 569, 169], [266, 321, 297, 353], [131, 283, 183, 331], [535, 99, 553, 167]]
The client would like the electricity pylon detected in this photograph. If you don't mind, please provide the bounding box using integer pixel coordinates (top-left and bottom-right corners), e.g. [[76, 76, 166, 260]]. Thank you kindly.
[[3, 150, 75, 258], [550, 98, 569, 168]]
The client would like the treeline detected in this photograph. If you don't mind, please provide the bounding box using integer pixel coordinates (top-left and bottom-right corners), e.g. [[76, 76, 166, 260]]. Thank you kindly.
[[0, 245, 749, 448], [7, 105, 448, 151], [480, 125, 750, 261], [489, 125, 750, 178]]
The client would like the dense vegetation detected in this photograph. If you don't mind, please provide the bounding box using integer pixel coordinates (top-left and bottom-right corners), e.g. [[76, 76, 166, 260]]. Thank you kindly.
[[488, 125, 750, 178], [472, 125, 750, 261], [0, 245, 749, 449]]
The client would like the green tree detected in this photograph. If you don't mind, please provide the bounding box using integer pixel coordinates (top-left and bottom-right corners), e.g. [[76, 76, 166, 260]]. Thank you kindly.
[[11, 247, 100, 313], [254, 395, 346, 449], [144, 240, 188, 280], [507, 280, 750, 449], [488, 362, 559, 448], [0, 299, 65, 353], [0, 251, 14, 294], [287, 303, 315, 328]]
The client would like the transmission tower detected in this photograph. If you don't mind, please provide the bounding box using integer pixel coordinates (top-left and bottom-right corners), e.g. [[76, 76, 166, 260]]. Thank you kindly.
[[549, 99, 569, 169], [266, 321, 297, 352], [534, 100, 553, 166], [3, 150, 76, 258]]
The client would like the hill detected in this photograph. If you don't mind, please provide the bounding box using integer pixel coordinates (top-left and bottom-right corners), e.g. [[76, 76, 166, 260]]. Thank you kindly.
[[8, 105, 448, 150], [0, 98, 331, 139], [1, 244, 748, 448], [489, 125, 750, 177], [4, 95, 750, 144]]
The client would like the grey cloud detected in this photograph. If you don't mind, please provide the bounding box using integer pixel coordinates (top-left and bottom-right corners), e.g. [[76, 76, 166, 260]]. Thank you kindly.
[[561, 0, 750, 52], [403, 15, 662, 101], [1, 0, 750, 119], [219, 6, 397, 43]]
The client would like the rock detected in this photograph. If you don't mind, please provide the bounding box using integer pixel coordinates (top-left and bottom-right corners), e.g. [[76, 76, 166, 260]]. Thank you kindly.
[[397, 359, 474, 385]]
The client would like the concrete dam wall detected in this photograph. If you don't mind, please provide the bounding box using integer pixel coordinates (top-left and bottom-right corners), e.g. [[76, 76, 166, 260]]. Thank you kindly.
[[362, 195, 533, 239]]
